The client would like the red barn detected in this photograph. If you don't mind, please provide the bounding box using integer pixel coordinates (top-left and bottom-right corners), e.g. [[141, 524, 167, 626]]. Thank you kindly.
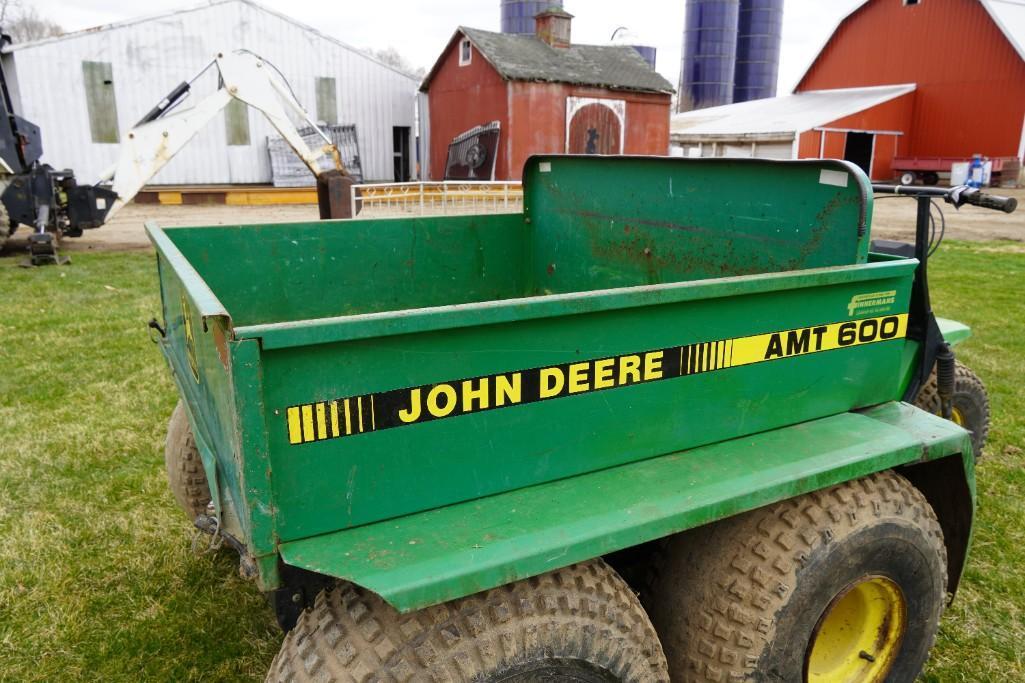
[[420, 10, 674, 181], [672, 0, 1025, 182]]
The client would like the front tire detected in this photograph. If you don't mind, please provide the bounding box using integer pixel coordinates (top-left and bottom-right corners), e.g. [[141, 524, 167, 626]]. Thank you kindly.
[[267, 559, 669, 682], [645, 471, 947, 682], [915, 360, 990, 458], [165, 400, 212, 520]]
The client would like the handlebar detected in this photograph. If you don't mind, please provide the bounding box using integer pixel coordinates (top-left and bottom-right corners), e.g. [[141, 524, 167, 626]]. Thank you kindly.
[[959, 187, 1017, 213], [872, 184, 1017, 214]]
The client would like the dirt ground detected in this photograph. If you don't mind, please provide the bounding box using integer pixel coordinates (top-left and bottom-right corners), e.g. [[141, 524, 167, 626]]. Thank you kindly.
[[1, 203, 320, 255], [2, 186, 1022, 256]]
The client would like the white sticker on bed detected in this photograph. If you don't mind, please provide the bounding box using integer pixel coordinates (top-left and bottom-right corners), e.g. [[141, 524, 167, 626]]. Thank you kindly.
[[819, 169, 849, 187]]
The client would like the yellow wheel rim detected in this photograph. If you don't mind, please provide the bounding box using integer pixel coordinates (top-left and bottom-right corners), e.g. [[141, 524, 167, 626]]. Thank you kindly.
[[950, 406, 966, 427], [806, 576, 906, 683]]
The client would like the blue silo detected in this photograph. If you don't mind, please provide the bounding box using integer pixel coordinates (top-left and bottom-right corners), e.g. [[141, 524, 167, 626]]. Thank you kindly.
[[501, 0, 565, 35], [631, 45, 658, 69], [611, 28, 658, 70], [733, 0, 783, 103], [679, 0, 741, 111]]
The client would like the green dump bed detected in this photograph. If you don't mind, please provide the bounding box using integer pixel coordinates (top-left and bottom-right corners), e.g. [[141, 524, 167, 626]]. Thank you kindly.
[[150, 157, 968, 609]]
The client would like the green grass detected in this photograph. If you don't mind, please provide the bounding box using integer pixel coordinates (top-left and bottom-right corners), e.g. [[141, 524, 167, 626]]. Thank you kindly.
[[0, 252, 278, 682], [0, 244, 1023, 681]]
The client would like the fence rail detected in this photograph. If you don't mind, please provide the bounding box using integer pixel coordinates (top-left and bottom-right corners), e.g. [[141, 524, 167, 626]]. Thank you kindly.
[[352, 181, 523, 218]]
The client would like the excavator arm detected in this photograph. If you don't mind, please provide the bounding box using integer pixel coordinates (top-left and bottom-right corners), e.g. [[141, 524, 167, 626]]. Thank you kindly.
[[99, 50, 345, 222], [2, 49, 347, 265]]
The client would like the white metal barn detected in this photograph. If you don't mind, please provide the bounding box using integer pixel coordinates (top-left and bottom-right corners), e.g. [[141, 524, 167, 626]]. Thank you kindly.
[[1, 0, 419, 185], [669, 84, 916, 162]]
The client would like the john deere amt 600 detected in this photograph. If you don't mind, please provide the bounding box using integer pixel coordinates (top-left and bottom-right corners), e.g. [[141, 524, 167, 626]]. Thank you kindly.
[[148, 157, 1012, 682]]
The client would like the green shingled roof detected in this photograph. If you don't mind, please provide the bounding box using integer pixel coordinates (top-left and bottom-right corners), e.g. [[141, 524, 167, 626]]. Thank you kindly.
[[421, 26, 674, 95]]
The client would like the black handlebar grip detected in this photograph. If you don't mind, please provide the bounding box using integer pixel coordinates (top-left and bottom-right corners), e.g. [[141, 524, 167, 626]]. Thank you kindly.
[[968, 191, 1017, 213]]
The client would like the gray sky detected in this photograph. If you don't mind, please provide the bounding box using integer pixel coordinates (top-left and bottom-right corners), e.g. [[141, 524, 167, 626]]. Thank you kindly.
[[27, 0, 863, 92]]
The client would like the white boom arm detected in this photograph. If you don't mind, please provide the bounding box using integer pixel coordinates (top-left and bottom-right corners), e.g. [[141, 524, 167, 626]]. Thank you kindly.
[[98, 50, 342, 221]]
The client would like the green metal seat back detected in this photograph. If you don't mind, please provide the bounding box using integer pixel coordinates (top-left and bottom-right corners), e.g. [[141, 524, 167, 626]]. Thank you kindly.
[[522, 155, 873, 295]]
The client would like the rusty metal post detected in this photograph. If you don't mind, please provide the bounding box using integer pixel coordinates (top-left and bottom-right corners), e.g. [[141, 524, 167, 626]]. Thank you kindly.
[[317, 169, 356, 219]]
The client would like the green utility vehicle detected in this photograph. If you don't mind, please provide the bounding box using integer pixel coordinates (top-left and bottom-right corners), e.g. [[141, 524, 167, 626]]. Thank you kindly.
[[148, 157, 1013, 682]]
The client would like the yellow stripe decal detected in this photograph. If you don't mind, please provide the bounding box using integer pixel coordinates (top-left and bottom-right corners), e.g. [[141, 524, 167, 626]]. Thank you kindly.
[[282, 313, 908, 446], [300, 405, 315, 443], [286, 407, 303, 445]]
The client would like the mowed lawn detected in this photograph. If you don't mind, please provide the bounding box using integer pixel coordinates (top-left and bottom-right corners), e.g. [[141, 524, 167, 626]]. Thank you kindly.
[[1, 244, 1023, 681]]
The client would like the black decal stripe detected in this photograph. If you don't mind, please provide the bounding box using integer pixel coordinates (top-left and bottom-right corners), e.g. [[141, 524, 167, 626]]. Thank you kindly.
[[664, 345, 683, 379]]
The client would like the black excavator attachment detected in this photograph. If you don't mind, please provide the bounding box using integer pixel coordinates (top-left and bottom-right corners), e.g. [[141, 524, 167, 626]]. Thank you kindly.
[[2, 165, 115, 265], [0, 29, 114, 265]]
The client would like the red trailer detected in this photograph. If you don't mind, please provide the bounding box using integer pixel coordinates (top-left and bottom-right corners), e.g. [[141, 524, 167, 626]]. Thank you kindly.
[[892, 156, 1021, 186]]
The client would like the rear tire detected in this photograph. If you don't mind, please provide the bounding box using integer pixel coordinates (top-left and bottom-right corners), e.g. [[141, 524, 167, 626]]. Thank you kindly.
[[165, 400, 212, 520], [923, 171, 940, 186], [266, 559, 669, 682], [899, 171, 916, 186], [645, 471, 947, 682], [915, 360, 990, 458]]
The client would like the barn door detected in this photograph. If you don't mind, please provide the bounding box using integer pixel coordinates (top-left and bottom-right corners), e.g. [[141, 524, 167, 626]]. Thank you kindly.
[[566, 97, 625, 155], [843, 132, 874, 178]]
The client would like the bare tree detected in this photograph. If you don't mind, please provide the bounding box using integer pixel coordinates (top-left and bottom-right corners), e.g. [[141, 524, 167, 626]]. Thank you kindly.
[[365, 47, 426, 79], [2, 1, 64, 44]]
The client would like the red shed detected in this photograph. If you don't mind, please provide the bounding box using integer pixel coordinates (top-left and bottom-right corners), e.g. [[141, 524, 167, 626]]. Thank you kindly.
[[420, 10, 674, 181], [672, 0, 1025, 182]]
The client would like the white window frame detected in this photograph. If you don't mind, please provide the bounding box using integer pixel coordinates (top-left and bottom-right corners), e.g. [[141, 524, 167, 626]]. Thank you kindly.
[[815, 126, 906, 181], [459, 38, 472, 66]]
